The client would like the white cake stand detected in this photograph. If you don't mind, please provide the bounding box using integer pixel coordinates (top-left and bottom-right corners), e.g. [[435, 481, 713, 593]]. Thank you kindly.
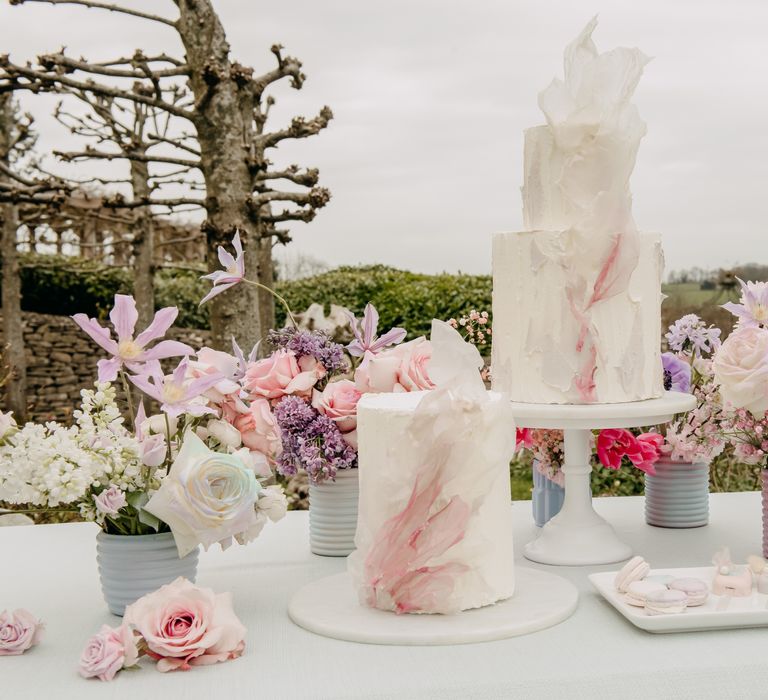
[[288, 568, 578, 645], [511, 391, 696, 567]]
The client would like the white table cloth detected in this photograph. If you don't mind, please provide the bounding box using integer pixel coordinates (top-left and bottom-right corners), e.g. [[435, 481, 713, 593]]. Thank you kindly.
[[2, 492, 766, 699]]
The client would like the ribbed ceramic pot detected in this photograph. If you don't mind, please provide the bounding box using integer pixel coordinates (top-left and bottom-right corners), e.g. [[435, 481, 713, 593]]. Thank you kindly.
[[644, 459, 709, 528], [309, 468, 359, 557], [762, 470, 768, 559], [96, 531, 199, 616], [532, 465, 565, 527]]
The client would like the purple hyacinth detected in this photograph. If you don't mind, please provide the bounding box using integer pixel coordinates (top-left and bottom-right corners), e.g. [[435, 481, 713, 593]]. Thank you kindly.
[[273, 395, 357, 485], [662, 352, 691, 393], [268, 327, 347, 374]]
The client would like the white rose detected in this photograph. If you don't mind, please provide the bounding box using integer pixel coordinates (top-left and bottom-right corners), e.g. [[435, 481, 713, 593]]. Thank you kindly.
[[145, 431, 262, 557], [713, 326, 768, 415], [205, 419, 242, 449], [257, 485, 288, 523]]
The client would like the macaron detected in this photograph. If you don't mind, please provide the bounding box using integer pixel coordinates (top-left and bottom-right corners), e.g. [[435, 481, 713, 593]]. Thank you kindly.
[[614, 556, 650, 593], [646, 574, 676, 587], [624, 580, 667, 607], [669, 578, 709, 606], [645, 589, 688, 616]]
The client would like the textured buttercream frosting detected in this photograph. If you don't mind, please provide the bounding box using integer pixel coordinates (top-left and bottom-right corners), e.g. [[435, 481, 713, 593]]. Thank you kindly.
[[491, 18, 664, 404], [349, 389, 516, 613]]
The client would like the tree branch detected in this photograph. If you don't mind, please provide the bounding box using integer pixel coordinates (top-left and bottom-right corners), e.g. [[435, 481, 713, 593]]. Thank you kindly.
[[258, 106, 333, 148], [10, 0, 178, 27], [55, 148, 200, 169], [259, 165, 319, 187]]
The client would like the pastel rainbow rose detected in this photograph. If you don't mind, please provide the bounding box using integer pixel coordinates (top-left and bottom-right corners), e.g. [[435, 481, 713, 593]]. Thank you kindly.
[[145, 432, 262, 557], [354, 338, 434, 393], [713, 326, 768, 416]]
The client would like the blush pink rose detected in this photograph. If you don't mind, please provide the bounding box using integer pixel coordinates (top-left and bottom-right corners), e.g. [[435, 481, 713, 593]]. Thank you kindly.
[[78, 624, 139, 681], [0, 609, 43, 656], [244, 349, 324, 401], [232, 399, 282, 458], [93, 485, 127, 516], [713, 326, 768, 416], [354, 338, 434, 394], [312, 380, 362, 448], [123, 577, 246, 673]]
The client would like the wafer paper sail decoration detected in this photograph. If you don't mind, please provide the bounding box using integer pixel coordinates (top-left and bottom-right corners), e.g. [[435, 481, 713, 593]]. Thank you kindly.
[[348, 321, 517, 614]]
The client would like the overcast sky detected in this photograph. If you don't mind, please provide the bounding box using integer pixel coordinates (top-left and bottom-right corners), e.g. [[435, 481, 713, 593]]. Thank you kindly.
[[2, 0, 767, 276]]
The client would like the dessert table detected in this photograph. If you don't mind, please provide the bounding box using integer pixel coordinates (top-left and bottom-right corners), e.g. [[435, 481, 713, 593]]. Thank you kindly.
[[3, 492, 767, 699]]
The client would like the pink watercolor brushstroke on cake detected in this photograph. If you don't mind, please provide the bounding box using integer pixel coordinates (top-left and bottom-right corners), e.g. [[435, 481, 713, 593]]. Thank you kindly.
[[362, 448, 471, 615]]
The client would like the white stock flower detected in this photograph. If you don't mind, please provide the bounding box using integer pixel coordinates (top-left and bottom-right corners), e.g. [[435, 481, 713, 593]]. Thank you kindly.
[[257, 485, 288, 522], [205, 419, 242, 449]]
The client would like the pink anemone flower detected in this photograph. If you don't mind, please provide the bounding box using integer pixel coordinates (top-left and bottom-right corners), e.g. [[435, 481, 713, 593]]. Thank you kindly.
[[72, 295, 193, 383], [129, 359, 224, 419], [200, 231, 245, 305]]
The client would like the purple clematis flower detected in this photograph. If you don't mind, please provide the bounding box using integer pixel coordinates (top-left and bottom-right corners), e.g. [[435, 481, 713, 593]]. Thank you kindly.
[[129, 358, 224, 419], [723, 278, 768, 328], [200, 231, 245, 305], [72, 295, 194, 383], [231, 336, 259, 381], [662, 352, 691, 393], [345, 303, 406, 359]]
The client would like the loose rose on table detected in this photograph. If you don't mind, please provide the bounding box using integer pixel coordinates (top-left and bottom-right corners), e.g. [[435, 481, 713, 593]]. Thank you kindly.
[[79, 624, 139, 681], [0, 609, 43, 656], [123, 578, 246, 673]]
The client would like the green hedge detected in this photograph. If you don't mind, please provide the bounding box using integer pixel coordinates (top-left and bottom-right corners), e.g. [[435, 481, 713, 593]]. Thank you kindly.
[[10, 257, 491, 336]]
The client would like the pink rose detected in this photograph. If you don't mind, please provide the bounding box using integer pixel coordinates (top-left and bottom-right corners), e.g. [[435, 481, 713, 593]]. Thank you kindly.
[[245, 349, 324, 401], [232, 399, 282, 458], [93, 486, 127, 516], [312, 380, 362, 448], [0, 609, 43, 656], [78, 624, 139, 682], [123, 577, 246, 673], [713, 326, 768, 416], [354, 338, 434, 393]]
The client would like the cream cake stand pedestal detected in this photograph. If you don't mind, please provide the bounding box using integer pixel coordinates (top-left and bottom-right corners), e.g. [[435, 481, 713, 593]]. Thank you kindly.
[[288, 568, 578, 646], [511, 391, 696, 567]]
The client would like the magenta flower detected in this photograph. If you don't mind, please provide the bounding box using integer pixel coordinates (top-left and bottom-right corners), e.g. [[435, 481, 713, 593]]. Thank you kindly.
[[723, 278, 768, 328], [72, 295, 193, 383], [346, 303, 406, 359], [129, 359, 223, 419], [200, 231, 245, 305]]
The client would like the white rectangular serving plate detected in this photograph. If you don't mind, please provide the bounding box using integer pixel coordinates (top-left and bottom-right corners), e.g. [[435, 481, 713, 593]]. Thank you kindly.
[[589, 567, 768, 633]]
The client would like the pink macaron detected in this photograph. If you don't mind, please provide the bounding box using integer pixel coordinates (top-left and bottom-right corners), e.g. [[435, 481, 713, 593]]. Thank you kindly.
[[669, 578, 709, 607], [645, 589, 688, 616], [614, 556, 650, 593]]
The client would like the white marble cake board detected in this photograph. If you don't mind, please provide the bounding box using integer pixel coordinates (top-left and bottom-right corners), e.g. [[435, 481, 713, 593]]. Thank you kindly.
[[288, 567, 578, 646]]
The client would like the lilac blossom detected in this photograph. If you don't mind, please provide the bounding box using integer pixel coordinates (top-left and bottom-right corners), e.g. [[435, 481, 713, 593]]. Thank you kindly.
[[72, 295, 193, 383], [268, 327, 347, 374], [723, 278, 768, 328], [345, 303, 406, 358], [199, 231, 245, 305], [273, 395, 357, 485], [129, 359, 223, 419], [662, 352, 691, 393], [665, 314, 721, 357]]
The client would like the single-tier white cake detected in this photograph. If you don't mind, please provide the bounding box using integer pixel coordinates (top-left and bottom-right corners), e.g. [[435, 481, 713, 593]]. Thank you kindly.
[[491, 18, 664, 405], [348, 390, 516, 614]]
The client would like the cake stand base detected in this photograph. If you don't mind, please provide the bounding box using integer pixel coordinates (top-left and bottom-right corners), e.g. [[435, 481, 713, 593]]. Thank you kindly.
[[288, 568, 578, 646], [511, 392, 697, 567]]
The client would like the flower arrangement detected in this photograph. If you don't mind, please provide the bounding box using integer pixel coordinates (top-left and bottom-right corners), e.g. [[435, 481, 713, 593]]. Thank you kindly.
[[0, 291, 288, 557], [79, 577, 245, 680], [714, 278, 768, 467]]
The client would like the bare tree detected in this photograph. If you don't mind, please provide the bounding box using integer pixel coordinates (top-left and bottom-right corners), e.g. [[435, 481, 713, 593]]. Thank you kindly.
[[2, 0, 332, 348], [0, 96, 58, 419], [54, 85, 204, 325]]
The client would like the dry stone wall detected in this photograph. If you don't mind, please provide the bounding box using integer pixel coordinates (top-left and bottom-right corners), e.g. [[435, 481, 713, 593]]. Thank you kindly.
[[1, 311, 210, 423]]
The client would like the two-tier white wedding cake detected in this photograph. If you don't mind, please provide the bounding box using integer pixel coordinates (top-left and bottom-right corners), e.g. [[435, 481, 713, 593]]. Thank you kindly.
[[492, 18, 664, 405]]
